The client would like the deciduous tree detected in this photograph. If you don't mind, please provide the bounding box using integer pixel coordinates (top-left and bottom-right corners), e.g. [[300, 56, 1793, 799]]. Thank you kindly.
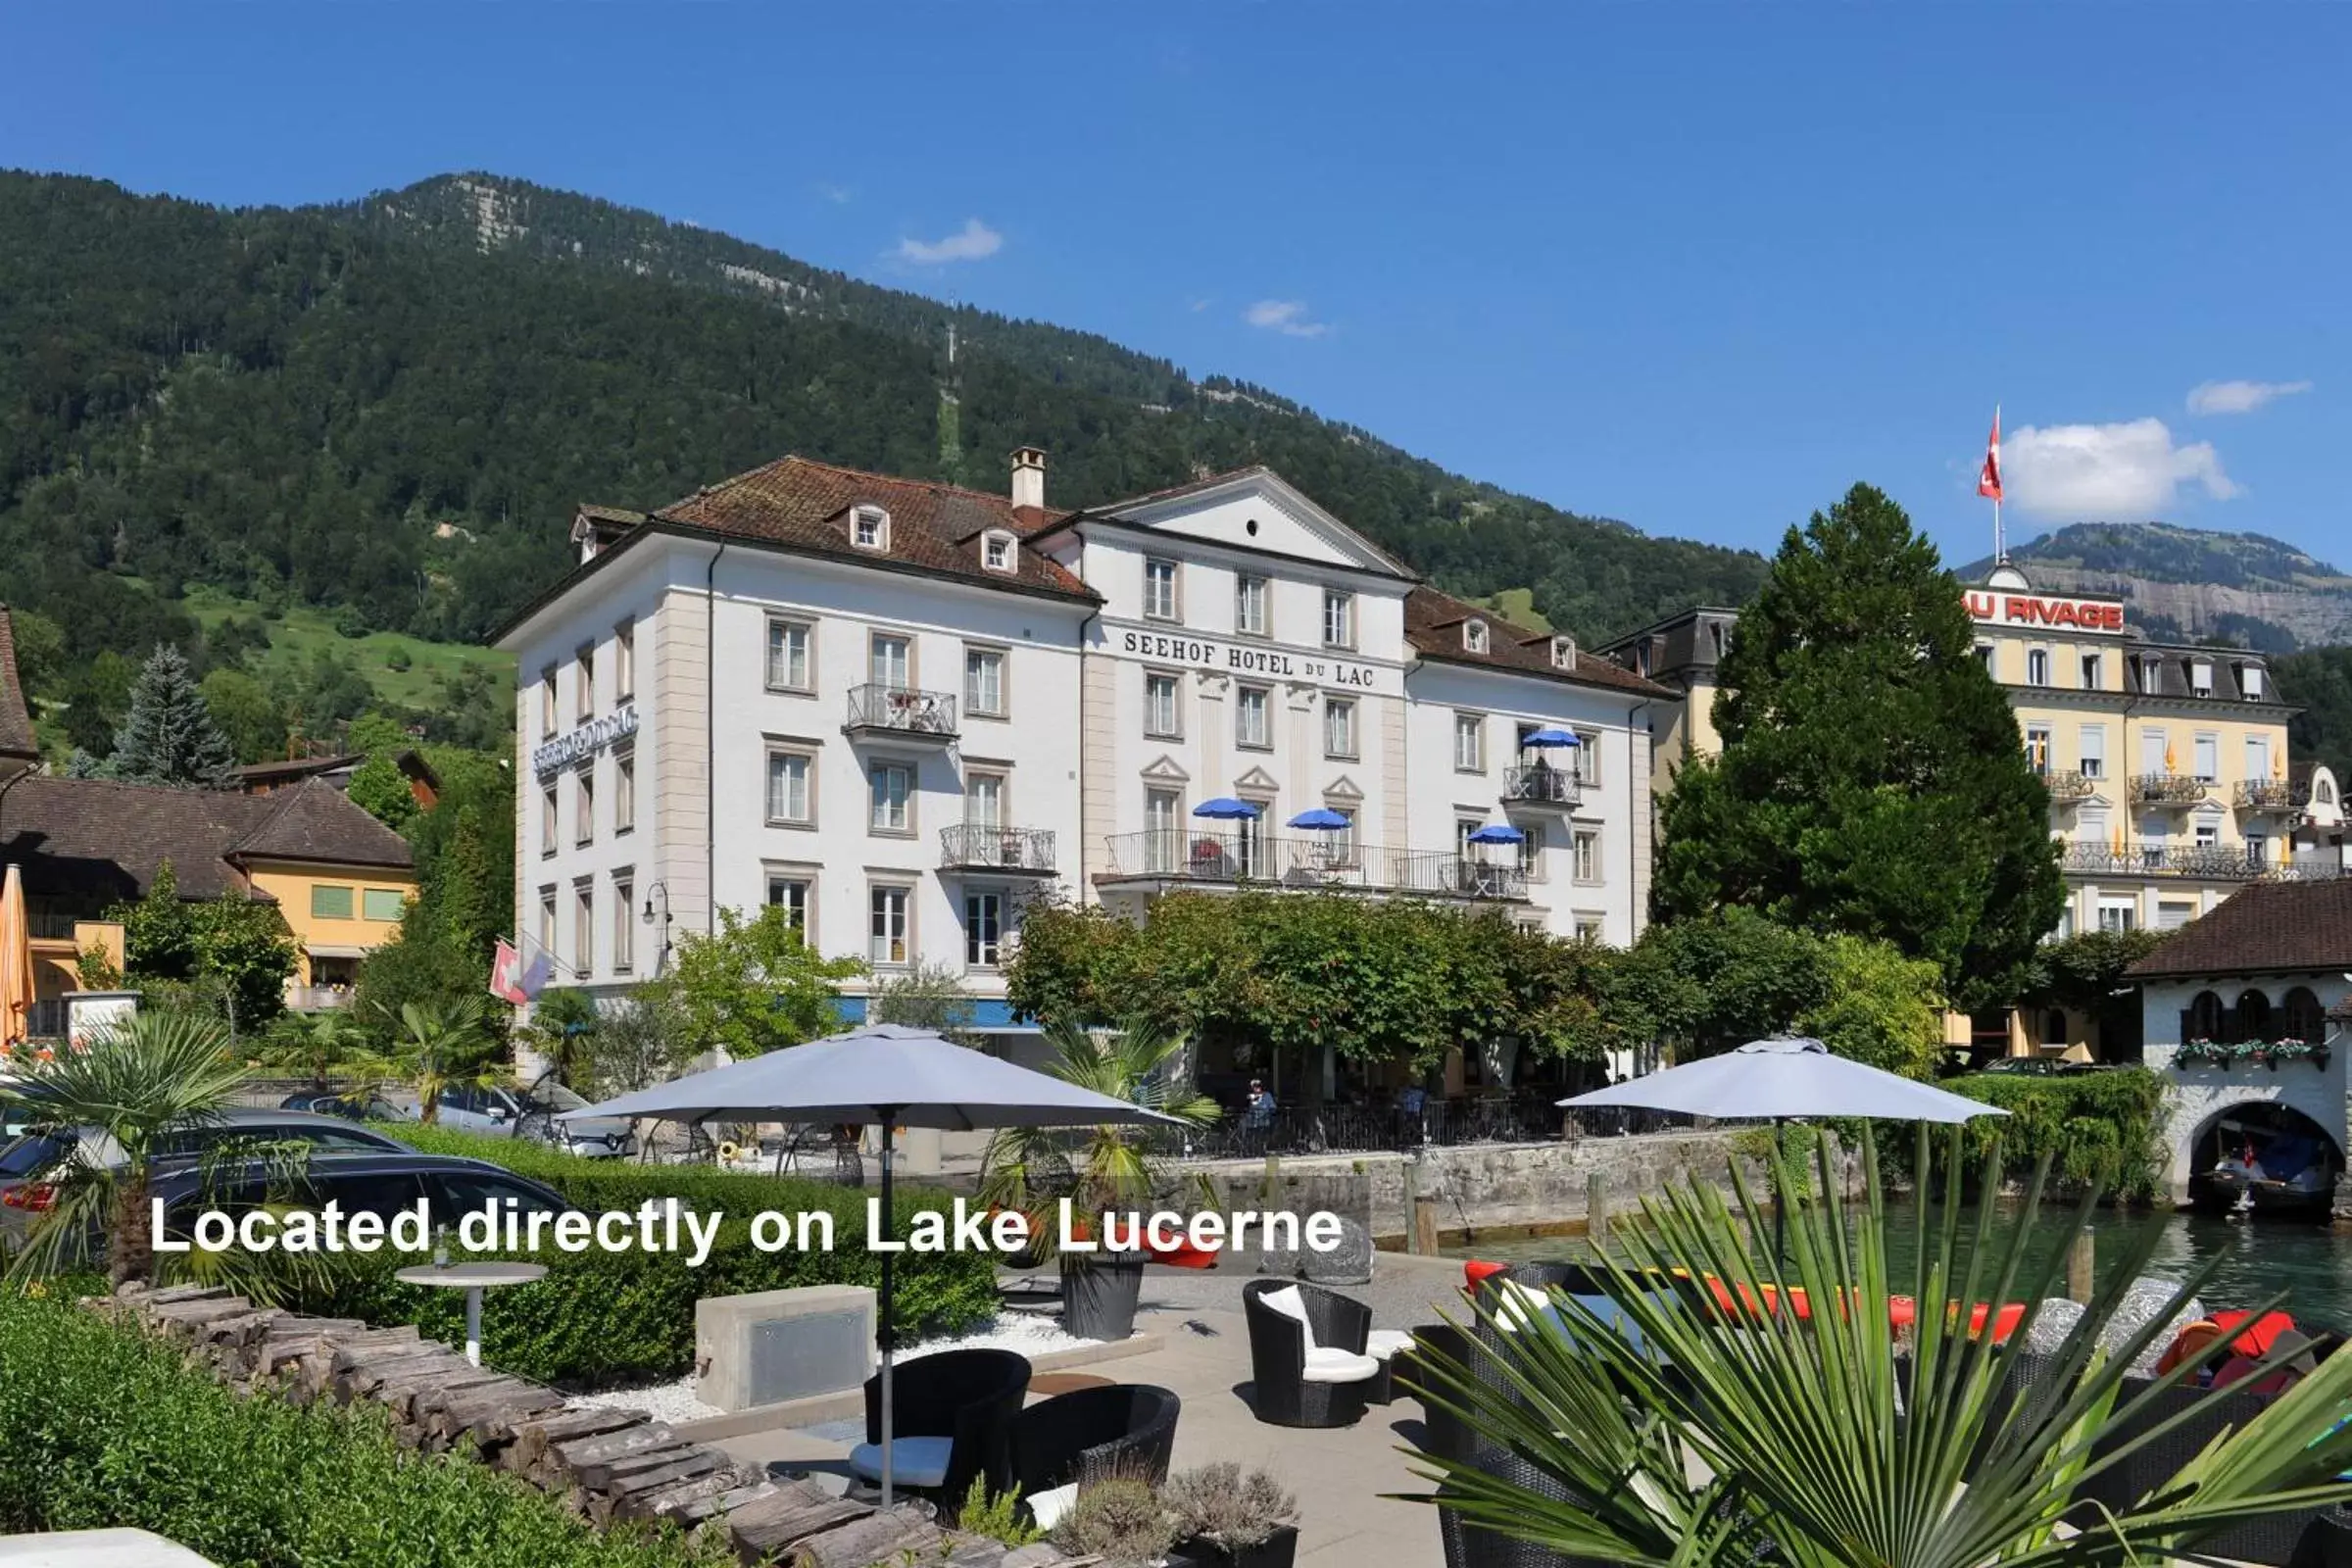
[[645, 904, 865, 1060]]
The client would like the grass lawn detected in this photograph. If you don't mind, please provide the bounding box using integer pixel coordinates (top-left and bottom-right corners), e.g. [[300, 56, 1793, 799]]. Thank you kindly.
[[181, 584, 513, 710]]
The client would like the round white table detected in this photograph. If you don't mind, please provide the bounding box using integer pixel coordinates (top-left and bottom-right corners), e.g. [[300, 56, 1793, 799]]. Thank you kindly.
[[394, 1261, 548, 1365]]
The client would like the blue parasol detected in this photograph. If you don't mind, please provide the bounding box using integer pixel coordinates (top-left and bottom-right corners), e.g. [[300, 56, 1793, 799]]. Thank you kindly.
[[1288, 808, 1351, 830], [1192, 798, 1260, 819], [1522, 728, 1582, 748], [1466, 823, 1526, 845]]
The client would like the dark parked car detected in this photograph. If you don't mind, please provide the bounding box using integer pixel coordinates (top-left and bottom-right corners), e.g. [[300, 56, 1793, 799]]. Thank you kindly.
[[278, 1090, 416, 1122], [152, 1152, 577, 1235]]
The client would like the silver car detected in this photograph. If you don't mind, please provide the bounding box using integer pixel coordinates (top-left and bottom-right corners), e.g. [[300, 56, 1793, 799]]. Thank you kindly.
[[432, 1078, 634, 1158]]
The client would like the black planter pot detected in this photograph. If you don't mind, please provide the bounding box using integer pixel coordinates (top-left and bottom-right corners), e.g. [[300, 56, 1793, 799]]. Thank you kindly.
[[1173, 1526, 1299, 1568], [1060, 1250, 1147, 1341]]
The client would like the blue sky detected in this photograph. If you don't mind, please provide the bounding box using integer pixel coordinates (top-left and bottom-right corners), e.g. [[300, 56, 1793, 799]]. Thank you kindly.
[[7, 6, 2345, 567]]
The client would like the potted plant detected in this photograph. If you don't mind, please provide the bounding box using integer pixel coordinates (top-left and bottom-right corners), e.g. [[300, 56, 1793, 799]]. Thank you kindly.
[[1165, 1463, 1299, 1568], [1050, 1475, 1178, 1568], [980, 1012, 1218, 1342]]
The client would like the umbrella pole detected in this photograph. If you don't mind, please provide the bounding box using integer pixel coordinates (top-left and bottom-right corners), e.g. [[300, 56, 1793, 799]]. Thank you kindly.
[[1772, 1116, 1786, 1272], [878, 1110, 896, 1509]]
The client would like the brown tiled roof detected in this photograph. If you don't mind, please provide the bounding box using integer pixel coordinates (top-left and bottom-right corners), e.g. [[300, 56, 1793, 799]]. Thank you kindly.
[[232, 750, 440, 793], [1404, 587, 1675, 699], [2126, 879, 2352, 978], [0, 775, 411, 906], [0, 608, 40, 762], [647, 457, 1095, 600]]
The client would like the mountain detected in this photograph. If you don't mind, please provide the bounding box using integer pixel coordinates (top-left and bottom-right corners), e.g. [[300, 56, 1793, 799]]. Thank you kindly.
[[0, 170, 1768, 732], [1962, 522, 2352, 651]]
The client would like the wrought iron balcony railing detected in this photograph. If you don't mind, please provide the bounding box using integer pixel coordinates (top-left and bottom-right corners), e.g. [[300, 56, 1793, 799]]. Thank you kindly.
[[2232, 779, 2297, 812], [1501, 763, 1581, 808], [1099, 829, 1529, 902], [939, 823, 1057, 874], [844, 683, 957, 742], [2129, 773, 2210, 807], [2061, 842, 2265, 880], [2038, 769, 2097, 803]]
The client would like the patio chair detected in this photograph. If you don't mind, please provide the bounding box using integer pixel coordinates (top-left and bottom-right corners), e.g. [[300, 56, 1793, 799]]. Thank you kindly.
[[848, 1348, 1031, 1503], [1405, 1323, 1605, 1568], [1009, 1383, 1181, 1528], [1242, 1277, 1380, 1427]]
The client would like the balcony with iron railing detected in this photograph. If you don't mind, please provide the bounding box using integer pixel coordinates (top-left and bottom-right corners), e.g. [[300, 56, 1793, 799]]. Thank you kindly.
[[2037, 769, 2097, 803], [843, 683, 957, 744], [2232, 779, 2298, 812], [1501, 762, 1581, 809], [939, 823, 1057, 876], [2061, 841, 2266, 880], [1098, 828, 1529, 902], [2129, 773, 2211, 807]]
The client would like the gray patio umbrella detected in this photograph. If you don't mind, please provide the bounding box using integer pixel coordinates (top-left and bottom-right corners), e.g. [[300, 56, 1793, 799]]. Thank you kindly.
[[560, 1022, 1183, 1505], [1558, 1036, 2006, 1255]]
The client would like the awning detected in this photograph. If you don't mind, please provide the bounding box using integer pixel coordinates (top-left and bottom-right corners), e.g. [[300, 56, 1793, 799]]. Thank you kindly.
[[830, 995, 1040, 1033], [305, 944, 368, 959]]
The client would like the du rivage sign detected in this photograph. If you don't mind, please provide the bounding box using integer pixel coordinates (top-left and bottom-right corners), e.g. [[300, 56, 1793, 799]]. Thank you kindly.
[[533, 705, 639, 776], [1965, 591, 2128, 636], [1115, 627, 1393, 693]]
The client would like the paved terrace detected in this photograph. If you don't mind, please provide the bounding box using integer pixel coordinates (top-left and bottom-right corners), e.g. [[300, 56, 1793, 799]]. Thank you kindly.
[[715, 1252, 1474, 1568]]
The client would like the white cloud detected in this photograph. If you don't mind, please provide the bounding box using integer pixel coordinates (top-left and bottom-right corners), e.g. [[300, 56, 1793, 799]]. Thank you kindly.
[[1244, 299, 1329, 338], [2004, 417, 2238, 519], [814, 182, 854, 206], [893, 219, 1002, 265], [2186, 378, 2311, 416]]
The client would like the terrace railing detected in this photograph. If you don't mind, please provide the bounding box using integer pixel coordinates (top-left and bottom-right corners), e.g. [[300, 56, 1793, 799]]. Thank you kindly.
[[1101, 829, 1529, 902], [1500, 763, 1581, 808], [2061, 842, 2266, 880], [939, 823, 1057, 874], [2232, 779, 2297, 812], [2039, 769, 2097, 802], [844, 683, 957, 742], [2130, 773, 2210, 807]]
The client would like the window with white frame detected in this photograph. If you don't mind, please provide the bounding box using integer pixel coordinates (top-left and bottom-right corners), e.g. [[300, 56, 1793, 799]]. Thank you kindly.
[[964, 769, 1004, 830], [1322, 805, 1357, 865], [869, 885, 910, 965], [1974, 644, 1994, 673], [575, 646, 595, 720], [2098, 898, 2137, 934], [538, 886, 556, 956], [2190, 659, 2214, 698], [613, 618, 634, 701], [852, 505, 890, 551], [2194, 815, 2220, 848], [2247, 734, 2271, 782], [765, 747, 814, 826], [1144, 558, 1181, 621], [1455, 818, 1483, 860], [1236, 574, 1269, 636], [1519, 821, 1547, 880], [982, 531, 1016, 573], [1322, 590, 1354, 649], [540, 781, 559, 856], [2243, 664, 2266, 701], [613, 745, 635, 833], [1453, 711, 1485, 772], [1573, 828, 1601, 884], [611, 873, 633, 972], [540, 668, 558, 737], [2026, 647, 2050, 687], [1145, 671, 1182, 738], [573, 767, 594, 846], [1145, 789, 1182, 873], [869, 762, 913, 833], [966, 892, 1004, 968], [2192, 732, 2218, 783], [766, 619, 812, 692], [766, 875, 810, 934], [573, 881, 594, 977], [2081, 652, 2103, 690], [1235, 685, 1270, 749], [870, 633, 911, 691], [1569, 732, 1598, 787], [1324, 697, 1357, 759], [964, 647, 1006, 717], [2025, 726, 2052, 775], [1574, 916, 1604, 942], [1464, 620, 1489, 654], [2079, 723, 2106, 778]]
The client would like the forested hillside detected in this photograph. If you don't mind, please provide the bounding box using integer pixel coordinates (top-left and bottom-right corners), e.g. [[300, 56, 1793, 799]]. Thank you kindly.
[[1963, 522, 2352, 650], [0, 170, 1767, 759]]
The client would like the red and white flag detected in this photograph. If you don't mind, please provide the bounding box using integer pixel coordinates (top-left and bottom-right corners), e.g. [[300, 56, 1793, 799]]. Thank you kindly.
[[1976, 408, 2003, 502], [489, 938, 529, 1004]]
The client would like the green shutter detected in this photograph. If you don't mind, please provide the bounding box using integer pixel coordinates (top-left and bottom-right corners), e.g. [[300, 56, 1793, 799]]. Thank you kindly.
[[362, 888, 407, 922], [311, 885, 354, 920]]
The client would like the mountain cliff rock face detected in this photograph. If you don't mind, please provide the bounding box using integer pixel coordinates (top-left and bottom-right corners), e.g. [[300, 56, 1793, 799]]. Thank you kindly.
[[1964, 523, 2352, 650]]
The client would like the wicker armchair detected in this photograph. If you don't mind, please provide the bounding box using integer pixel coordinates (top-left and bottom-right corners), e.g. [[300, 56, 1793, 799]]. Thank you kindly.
[[2075, 1374, 2330, 1566], [851, 1348, 1031, 1502], [1010, 1384, 1181, 1522], [1242, 1277, 1378, 1427], [1406, 1322, 1608, 1568]]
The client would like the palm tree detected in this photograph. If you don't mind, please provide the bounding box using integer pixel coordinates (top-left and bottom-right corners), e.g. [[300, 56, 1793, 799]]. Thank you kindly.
[[1, 1009, 250, 1287], [380, 996, 497, 1125], [978, 1012, 1218, 1260], [254, 1006, 378, 1089], [1404, 1129, 2352, 1568]]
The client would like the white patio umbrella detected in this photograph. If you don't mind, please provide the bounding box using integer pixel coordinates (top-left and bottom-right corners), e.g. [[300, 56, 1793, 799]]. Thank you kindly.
[[1559, 1036, 2006, 1255], [560, 1022, 1183, 1505]]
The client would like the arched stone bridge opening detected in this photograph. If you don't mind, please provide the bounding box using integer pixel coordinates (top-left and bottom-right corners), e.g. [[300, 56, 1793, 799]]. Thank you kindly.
[[2148, 982, 2343, 1205]]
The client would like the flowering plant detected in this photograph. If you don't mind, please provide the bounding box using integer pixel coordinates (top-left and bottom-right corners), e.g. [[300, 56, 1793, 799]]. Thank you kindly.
[[2174, 1038, 2329, 1069]]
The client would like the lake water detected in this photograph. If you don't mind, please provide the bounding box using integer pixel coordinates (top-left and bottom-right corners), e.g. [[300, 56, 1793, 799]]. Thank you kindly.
[[1448, 1206, 2352, 1332]]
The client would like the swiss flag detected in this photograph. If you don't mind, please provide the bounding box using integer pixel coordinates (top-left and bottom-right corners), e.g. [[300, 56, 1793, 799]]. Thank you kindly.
[[1976, 410, 2003, 502], [489, 938, 530, 1004]]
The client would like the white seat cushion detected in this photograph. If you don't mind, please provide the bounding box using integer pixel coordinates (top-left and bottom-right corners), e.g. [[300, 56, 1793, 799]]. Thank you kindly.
[[847, 1436, 953, 1489], [1026, 1481, 1080, 1530], [1365, 1329, 1413, 1360], [1259, 1285, 1317, 1350], [1494, 1280, 1555, 1334], [1301, 1347, 1380, 1384]]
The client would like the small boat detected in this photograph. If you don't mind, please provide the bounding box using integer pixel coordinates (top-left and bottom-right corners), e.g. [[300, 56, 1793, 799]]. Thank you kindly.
[[2188, 1122, 2336, 1220]]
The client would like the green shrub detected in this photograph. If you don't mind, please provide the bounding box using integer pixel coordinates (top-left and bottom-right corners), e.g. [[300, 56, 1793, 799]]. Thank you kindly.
[[0, 1293, 720, 1567], [293, 1125, 1000, 1387], [1939, 1067, 2168, 1200]]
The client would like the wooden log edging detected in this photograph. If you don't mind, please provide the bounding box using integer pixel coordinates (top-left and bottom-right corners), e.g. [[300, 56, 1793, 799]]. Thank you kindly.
[[91, 1284, 1083, 1568]]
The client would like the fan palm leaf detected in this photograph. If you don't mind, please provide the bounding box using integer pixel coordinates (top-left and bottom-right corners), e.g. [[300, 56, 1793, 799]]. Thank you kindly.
[[1402, 1128, 2352, 1568]]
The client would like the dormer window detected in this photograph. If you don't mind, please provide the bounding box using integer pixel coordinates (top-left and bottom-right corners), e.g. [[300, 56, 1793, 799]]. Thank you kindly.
[[981, 530, 1017, 573], [2189, 659, 2214, 699], [1463, 619, 1490, 654], [2243, 664, 2266, 701], [852, 505, 890, 552], [1551, 636, 1576, 670]]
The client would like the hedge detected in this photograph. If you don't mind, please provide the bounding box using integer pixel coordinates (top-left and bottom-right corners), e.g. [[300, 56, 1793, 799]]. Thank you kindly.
[[0, 1292, 720, 1568], [1942, 1067, 2168, 1200], [257, 1125, 1001, 1388]]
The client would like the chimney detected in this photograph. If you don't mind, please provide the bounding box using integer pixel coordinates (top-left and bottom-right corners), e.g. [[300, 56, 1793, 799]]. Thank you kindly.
[[1009, 446, 1047, 511]]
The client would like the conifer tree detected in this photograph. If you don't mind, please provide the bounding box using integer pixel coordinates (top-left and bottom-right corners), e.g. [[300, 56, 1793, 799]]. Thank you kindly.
[[104, 645, 237, 787], [1653, 484, 2064, 1009]]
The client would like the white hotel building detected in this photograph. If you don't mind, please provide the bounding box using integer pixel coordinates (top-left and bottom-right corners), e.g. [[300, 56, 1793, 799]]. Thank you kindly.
[[496, 449, 1669, 1049]]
